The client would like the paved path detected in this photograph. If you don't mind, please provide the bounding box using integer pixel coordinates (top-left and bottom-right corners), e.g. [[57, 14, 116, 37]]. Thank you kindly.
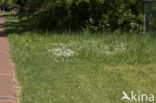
[[0, 13, 16, 103]]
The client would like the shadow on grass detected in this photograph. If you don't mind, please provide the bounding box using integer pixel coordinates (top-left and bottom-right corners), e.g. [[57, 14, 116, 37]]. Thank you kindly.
[[3, 12, 36, 36], [2, 12, 82, 36], [3, 13, 17, 18]]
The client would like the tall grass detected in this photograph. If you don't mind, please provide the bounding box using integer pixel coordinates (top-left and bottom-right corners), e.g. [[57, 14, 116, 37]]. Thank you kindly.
[[4, 12, 156, 103]]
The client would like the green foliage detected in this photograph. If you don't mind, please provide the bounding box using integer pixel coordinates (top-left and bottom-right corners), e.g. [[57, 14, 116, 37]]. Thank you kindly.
[[12, 0, 145, 32], [145, 2, 156, 31], [0, 0, 15, 9]]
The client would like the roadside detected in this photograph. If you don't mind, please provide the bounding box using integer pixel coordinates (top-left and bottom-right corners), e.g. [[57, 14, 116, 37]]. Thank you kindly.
[[0, 12, 16, 103]]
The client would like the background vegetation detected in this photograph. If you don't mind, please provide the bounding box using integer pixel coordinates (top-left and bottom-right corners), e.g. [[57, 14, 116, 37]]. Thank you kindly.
[[1, 0, 146, 32], [145, 2, 156, 31]]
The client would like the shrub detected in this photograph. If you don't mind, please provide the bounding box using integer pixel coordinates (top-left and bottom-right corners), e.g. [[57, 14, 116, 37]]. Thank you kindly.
[[15, 0, 144, 32]]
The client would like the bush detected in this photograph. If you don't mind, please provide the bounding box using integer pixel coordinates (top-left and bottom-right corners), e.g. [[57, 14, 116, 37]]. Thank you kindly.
[[15, 0, 144, 32]]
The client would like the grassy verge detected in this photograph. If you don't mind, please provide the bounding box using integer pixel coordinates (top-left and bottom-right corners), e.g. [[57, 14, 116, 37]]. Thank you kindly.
[[4, 12, 156, 103]]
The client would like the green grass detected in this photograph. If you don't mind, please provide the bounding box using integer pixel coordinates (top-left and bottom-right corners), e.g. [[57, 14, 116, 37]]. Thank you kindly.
[[3, 12, 156, 103]]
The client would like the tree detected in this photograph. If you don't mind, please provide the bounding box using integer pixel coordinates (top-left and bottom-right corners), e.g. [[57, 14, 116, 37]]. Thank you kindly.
[[8, 0, 145, 32]]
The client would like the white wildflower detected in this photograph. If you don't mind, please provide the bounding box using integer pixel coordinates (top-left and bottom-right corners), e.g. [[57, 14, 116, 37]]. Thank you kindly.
[[49, 48, 74, 57]]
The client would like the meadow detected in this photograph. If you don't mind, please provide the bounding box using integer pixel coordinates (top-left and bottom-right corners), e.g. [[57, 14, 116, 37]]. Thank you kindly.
[[4, 12, 156, 103]]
